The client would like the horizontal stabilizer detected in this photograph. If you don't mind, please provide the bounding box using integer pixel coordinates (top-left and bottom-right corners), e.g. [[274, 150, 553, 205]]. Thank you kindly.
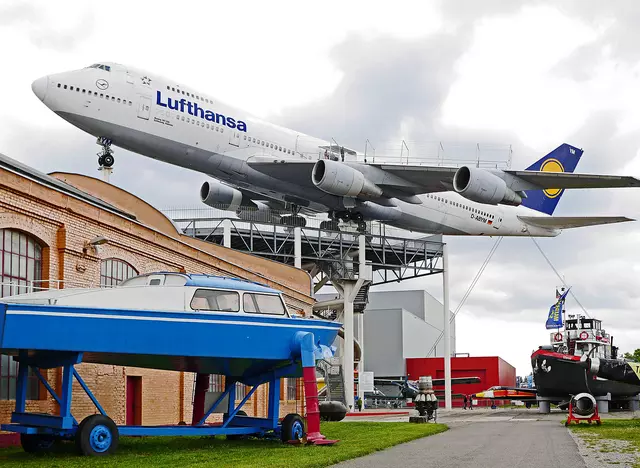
[[518, 216, 634, 230]]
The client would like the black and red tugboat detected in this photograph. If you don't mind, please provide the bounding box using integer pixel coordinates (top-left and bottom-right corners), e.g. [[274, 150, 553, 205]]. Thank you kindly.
[[532, 313, 640, 401]]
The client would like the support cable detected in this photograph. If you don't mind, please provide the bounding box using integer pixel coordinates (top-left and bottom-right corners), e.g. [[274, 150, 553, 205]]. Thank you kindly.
[[427, 237, 503, 357], [527, 234, 591, 319]]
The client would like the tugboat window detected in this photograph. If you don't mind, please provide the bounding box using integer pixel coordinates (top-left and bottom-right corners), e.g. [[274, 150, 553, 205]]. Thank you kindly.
[[190, 289, 240, 312]]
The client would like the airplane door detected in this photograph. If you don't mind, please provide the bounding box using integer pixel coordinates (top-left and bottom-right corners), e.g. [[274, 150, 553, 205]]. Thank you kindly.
[[492, 209, 503, 229], [229, 130, 240, 147], [137, 95, 151, 120]]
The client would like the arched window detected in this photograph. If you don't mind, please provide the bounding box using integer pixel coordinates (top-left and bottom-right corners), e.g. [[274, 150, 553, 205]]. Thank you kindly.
[[100, 259, 138, 287], [0, 229, 42, 400], [1, 229, 42, 296]]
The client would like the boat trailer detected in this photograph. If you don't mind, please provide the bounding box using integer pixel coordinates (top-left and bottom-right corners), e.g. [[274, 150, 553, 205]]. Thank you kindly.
[[2, 334, 336, 456]]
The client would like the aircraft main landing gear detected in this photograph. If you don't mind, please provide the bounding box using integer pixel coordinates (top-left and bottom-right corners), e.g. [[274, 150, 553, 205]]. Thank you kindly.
[[335, 211, 368, 233], [279, 204, 306, 227]]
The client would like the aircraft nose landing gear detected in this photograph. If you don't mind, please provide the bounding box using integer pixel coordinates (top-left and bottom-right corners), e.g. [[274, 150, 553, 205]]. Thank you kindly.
[[97, 137, 114, 182], [97, 137, 114, 167]]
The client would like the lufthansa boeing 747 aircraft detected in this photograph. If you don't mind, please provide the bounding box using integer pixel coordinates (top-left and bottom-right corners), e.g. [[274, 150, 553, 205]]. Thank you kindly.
[[31, 62, 640, 237]]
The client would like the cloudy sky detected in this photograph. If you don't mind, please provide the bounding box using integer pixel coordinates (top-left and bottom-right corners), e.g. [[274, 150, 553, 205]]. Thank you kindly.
[[2, 0, 640, 375]]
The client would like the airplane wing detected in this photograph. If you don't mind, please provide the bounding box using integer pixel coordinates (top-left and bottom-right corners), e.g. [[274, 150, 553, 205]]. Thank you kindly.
[[518, 216, 634, 230], [247, 159, 640, 197]]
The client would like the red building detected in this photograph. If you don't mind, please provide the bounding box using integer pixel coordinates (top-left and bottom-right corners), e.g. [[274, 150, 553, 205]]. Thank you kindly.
[[406, 356, 516, 407]]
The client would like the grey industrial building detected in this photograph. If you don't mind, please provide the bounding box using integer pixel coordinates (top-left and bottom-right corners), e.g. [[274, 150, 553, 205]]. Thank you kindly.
[[361, 289, 456, 379]]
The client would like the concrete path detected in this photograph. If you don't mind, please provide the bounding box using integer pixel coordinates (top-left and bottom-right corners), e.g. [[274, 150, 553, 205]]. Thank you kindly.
[[335, 411, 585, 468]]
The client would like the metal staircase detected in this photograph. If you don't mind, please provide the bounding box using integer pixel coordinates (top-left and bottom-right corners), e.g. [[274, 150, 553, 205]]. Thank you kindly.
[[353, 282, 370, 313], [316, 358, 346, 405]]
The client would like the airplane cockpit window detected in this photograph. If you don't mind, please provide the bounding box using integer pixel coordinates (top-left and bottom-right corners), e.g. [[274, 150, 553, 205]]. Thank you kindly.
[[86, 64, 111, 72]]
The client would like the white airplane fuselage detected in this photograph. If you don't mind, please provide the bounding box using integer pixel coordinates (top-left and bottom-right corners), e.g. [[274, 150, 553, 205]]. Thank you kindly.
[[31, 62, 559, 237]]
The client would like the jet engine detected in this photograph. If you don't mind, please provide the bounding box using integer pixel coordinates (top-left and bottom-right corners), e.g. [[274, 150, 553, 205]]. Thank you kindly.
[[312, 160, 382, 198], [200, 180, 247, 210], [453, 166, 522, 206]]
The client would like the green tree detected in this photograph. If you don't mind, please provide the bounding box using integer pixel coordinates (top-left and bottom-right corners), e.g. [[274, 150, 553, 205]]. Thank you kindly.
[[623, 349, 640, 362]]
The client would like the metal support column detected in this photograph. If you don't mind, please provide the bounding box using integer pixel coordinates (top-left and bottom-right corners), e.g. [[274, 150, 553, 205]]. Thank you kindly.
[[443, 242, 452, 410], [294, 227, 301, 269], [223, 219, 231, 248], [357, 312, 365, 408], [343, 281, 355, 411]]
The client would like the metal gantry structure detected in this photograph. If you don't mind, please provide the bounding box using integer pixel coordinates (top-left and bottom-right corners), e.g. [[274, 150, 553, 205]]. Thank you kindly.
[[174, 217, 445, 286], [169, 209, 453, 410]]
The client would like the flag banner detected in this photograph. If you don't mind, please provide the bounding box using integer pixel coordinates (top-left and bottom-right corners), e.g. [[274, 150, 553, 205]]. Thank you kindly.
[[546, 288, 570, 329]]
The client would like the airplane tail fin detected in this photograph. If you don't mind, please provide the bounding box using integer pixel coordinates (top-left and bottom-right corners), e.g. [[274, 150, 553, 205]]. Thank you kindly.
[[520, 143, 583, 215]]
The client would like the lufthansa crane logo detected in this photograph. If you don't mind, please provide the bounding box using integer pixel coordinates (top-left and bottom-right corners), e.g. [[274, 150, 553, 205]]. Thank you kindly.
[[95, 79, 109, 90], [540, 158, 564, 198]]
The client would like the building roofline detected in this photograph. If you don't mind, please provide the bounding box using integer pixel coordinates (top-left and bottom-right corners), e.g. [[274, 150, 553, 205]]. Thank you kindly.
[[0, 153, 136, 220]]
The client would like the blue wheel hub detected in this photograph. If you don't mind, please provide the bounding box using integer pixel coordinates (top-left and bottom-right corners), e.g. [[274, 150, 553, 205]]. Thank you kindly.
[[291, 421, 304, 440], [89, 424, 112, 453]]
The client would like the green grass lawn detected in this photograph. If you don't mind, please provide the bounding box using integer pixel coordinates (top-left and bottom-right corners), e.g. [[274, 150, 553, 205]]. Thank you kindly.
[[569, 418, 640, 445], [0, 422, 447, 468], [569, 419, 640, 465]]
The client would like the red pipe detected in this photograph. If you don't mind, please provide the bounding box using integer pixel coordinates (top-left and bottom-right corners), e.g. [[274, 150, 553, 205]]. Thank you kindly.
[[302, 366, 326, 442], [191, 373, 210, 425]]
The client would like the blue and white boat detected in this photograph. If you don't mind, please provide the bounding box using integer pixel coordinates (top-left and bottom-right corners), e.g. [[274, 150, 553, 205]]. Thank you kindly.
[[0, 272, 340, 378], [0, 272, 341, 454]]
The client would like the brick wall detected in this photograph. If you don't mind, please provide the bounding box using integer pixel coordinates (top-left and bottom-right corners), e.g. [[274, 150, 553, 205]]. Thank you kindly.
[[0, 165, 310, 434]]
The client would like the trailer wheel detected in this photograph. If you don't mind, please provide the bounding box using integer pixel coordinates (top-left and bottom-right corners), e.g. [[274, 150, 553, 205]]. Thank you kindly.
[[225, 410, 248, 440], [77, 414, 119, 456], [281, 413, 304, 443], [20, 434, 56, 454]]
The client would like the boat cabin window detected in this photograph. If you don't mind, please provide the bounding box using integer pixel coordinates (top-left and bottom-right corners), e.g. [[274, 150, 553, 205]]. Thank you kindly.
[[243, 293, 286, 316], [190, 289, 240, 312]]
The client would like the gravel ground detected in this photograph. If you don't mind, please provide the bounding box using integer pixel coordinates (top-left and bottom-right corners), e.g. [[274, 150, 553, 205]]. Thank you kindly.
[[569, 430, 639, 468]]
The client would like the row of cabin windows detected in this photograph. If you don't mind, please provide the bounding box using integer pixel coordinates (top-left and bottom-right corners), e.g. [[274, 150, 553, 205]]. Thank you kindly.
[[166, 85, 213, 104], [57, 83, 132, 106], [243, 135, 294, 155], [175, 113, 225, 133], [190, 289, 286, 315], [174, 109, 295, 156], [166, 84, 295, 156], [427, 194, 495, 219]]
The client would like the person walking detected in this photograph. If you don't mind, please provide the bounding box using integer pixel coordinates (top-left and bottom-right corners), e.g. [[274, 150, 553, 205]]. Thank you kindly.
[[356, 396, 363, 412], [468, 395, 473, 410], [463, 394, 467, 410]]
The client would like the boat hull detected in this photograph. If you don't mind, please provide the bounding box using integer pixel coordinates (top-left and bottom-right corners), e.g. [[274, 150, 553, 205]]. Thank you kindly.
[[0, 303, 341, 380], [532, 350, 640, 398]]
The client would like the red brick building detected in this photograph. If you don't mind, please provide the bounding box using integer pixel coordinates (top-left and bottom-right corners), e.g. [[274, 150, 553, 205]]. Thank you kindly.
[[406, 356, 516, 407], [0, 153, 312, 443]]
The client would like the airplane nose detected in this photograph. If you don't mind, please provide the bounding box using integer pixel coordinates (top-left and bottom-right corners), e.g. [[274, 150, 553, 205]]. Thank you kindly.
[[31, 76, 49, 102]]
